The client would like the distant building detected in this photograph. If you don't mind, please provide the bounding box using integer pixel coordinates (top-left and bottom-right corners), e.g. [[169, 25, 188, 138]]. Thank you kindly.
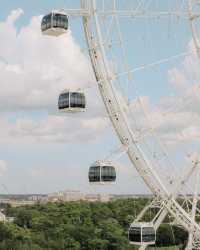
[[6, 217, 15, 223], [47, 190, 85, 202], [46, 190, 112, 203], [84, 194, 98, 202], [28, 195, 46, 202], [0, 211, 6, 222], [84, 193, 111, 202], [0, 191, 154, 205]]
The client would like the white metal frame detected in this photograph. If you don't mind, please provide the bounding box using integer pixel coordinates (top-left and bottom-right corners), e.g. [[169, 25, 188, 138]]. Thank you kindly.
[[43, 0, 200, 249], [188, 0, 200, 58], [81, 1, 200, 248]]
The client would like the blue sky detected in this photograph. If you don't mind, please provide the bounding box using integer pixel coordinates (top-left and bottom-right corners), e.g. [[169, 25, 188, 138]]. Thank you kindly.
[[0, 0, 136, 194], [0, 0, 199, 195]]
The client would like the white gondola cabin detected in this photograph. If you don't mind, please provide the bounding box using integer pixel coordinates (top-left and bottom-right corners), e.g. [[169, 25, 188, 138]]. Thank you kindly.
[[41, 11, 68, 36], [128, 222, 156, 245], [89, 161, 116, 184], [58, 89, 86, 112]]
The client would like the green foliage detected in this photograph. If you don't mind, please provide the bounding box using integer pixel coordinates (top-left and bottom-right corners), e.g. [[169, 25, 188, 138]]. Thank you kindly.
[[0, 199, 188, 249], [156, 224, 176, 246], [156, 224, 187, 248]]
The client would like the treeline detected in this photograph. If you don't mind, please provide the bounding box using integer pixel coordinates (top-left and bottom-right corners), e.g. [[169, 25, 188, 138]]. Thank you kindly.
[[0, 199, 188, 250]]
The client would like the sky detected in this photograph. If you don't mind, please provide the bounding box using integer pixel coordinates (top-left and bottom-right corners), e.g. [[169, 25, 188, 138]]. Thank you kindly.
[[0, 0, 199, 195]]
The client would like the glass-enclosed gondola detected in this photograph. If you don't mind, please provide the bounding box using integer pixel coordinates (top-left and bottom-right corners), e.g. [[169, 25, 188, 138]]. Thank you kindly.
[[89, 161, 116, 184], [128, 222, 156, 245], [41, 11, 68, 36], [58, 89, 86, 112]]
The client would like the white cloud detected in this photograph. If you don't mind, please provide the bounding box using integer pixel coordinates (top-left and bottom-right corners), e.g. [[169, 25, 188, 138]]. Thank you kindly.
[[11, 115, 108, 143], [127, 41, 200, 147], [6, 9, 24, 25], [168, 67, 188, 91], [0, 9, 198, 160], [0, 9, 95, 111], [0, 9, 109, 144], [0, 161, 8, 177]]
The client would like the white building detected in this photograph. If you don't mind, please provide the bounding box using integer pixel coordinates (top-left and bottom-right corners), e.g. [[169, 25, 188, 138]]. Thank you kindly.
[[84, 193, 111, 202], [47, 190, 85, 202], [0, 211, 6, 222]]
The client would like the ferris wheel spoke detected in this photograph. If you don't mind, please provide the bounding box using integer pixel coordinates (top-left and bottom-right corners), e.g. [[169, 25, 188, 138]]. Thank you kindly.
[[115, 51, 192, 78], [63, 8, 90, 17], [103, 143, 129, 162], [83, 37, 125, 53], [103, 16, 115, 44], [147, 159, 200, 231], [98, 10, 192, 19], [186, 172, 200, 249], [181, 181, 200, 215]]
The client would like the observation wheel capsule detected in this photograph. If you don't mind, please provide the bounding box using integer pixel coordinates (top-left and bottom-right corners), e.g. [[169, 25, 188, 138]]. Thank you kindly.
[[41, 11, 68, 36], [88, 161, 116, 184], [58, 89, 86, 113], [128, 222, 156, 245]]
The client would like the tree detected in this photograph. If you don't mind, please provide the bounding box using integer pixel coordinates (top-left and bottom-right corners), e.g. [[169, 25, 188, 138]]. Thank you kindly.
[[98, 218, 129, 250], [156, 224, 175, 246]]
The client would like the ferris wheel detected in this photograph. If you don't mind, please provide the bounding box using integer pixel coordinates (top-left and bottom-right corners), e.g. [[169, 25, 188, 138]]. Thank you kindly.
[[41, 0, 200, 249]]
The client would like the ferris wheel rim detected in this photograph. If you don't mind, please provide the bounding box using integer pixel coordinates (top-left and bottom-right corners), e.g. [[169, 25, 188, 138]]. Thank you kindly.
[[39, 0, 200, 247], [79, 0, 200, 245], [188, 0, 200, 59]]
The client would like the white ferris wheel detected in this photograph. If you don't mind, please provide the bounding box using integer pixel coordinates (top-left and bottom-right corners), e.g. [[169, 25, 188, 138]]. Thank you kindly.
[[41, 0, 200, 249]]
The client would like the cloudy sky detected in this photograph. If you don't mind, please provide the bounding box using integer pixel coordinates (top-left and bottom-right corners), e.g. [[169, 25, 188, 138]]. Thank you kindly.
[[0, 0, 199, 194]]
